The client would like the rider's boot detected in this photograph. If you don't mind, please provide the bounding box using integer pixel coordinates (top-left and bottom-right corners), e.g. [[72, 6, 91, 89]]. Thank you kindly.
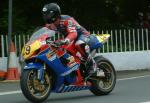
[[86, 58, 96, 76]]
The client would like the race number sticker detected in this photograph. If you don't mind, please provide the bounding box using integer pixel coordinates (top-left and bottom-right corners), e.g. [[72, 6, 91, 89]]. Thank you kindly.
[[25, 45, 31, 55]]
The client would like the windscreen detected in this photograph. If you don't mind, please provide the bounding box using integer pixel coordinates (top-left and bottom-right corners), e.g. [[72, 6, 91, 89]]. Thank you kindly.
[[29, 27, 55, 42]]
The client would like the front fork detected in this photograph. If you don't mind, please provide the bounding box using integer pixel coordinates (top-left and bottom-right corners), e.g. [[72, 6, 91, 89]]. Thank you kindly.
[[37, 63, 46, 83], [24, 62, 46, 83]]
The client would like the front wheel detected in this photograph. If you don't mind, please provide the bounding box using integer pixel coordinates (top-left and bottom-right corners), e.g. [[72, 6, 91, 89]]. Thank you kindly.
[[20, 69, 52, 103], [90, 56, 116, 95]]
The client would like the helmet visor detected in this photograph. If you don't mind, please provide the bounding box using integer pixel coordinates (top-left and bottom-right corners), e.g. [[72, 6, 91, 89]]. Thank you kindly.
[[43, 11, 55, 23]]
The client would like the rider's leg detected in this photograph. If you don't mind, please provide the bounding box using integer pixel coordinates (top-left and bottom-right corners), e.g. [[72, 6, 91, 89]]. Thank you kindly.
[[75, 40, 88, 60], [75, 40, 95, 74]]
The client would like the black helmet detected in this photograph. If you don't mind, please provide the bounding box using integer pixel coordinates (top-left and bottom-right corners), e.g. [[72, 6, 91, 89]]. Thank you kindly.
[[42, 3, 61, 24]]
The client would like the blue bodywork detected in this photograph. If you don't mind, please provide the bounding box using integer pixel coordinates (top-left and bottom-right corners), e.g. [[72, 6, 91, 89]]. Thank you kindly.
[[24, 36, 103, 93], [22, 35, 104, 93], [21, 27, 106, 93], [23, 48, 89, 92], [78, 34, 103, 50]]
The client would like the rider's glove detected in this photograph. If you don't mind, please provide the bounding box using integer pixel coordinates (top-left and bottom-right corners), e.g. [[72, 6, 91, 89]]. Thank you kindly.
[[54, 38, 70, 47], [46, 37, 52, 44]]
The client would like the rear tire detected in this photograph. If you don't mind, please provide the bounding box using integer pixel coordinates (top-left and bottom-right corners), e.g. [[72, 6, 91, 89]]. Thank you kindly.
[[90, 56, 116, 95], [20, 69, 52, 103]]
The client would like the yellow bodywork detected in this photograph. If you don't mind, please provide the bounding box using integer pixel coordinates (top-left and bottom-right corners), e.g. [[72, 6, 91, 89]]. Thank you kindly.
[[21, 34, 110, 59], [22, 40, 41, 59], [96, 34, 110, 43]]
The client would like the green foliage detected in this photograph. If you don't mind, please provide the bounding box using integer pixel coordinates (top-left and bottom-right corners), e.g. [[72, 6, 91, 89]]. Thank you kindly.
[[0, 0, 150, 34]]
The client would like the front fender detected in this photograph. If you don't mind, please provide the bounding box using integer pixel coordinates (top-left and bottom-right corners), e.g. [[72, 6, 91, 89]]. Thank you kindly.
[[23, 62, 44, 80], [23, 62, 43, 70]]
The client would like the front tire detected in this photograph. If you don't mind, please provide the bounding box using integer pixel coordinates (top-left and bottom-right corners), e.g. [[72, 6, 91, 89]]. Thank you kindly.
[[20, 69, 52, 103], [90, 56, 116, 95]]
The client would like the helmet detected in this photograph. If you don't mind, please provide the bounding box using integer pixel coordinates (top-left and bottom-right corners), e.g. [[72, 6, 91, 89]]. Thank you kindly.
[[42, 3, 61, 24]]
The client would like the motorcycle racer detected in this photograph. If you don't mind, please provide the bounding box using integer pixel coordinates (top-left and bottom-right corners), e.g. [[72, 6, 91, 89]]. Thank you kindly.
[[42, 3, 95, 75]]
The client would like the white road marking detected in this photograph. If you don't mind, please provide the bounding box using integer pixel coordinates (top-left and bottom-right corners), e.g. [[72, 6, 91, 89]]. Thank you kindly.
[[0, 90, 21, 96], [0, 75, 150, 96], [141, 101, 150, 103], [118, 75, 150, 81]]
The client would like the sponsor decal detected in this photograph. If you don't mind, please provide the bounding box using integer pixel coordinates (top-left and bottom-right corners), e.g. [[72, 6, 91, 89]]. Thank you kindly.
[[46, 51, 56, 61], [50, 55, 57, 61], [68, 20, 73, 27], [61, 64, 79, 76]]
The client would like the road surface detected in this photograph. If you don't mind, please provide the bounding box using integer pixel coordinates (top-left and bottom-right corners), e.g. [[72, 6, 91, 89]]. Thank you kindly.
[[0, 70, 150, 103]]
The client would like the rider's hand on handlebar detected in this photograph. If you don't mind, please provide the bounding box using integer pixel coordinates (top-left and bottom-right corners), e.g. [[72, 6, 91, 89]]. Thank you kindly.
[[54, 40, 67, 47], [46, 37, 52, 44], [46, 38, 70, 47], [54, 39, 70, 47]]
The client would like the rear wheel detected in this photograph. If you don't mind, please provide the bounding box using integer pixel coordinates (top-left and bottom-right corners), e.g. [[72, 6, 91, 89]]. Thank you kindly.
[[90, 56, 116, 95], [20, 69, 52, 103]]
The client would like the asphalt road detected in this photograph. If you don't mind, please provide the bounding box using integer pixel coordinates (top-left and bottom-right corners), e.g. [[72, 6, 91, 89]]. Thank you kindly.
[[0, 70, 150, 103]]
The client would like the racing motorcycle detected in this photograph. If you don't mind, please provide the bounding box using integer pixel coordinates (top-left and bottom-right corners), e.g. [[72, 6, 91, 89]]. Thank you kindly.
[[20, 27, 116, 103]]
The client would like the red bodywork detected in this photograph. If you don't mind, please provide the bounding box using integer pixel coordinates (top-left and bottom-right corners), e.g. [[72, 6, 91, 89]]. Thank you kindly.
[[63, 42, 84, 86], [60, 42, 85, 86], [36, 35, 85, 86]]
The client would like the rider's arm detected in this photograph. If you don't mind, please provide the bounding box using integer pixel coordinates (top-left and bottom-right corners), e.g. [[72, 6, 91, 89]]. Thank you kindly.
[[45, 24, 57, 30], [64, 18, 78, 43]]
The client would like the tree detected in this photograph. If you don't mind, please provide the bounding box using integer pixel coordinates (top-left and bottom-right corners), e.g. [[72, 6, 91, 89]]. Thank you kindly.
[[0, 0, 149, 34]]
